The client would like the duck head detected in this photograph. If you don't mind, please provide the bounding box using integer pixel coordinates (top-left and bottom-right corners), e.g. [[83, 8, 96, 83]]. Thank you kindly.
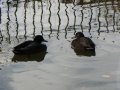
[[34, 35, 48, 43], [75, 32, 84, 38]]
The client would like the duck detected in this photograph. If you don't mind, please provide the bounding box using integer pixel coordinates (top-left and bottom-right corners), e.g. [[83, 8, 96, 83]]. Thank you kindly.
[[71, 32, 95, 56], [13, 35, 47, 55]]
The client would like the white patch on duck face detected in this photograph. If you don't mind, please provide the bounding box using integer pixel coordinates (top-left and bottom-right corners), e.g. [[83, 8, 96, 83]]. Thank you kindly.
[[41, 42, 47, 45]]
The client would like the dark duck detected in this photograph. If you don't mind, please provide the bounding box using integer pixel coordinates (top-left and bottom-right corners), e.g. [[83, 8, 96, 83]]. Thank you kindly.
[[71, 32, 96, 56], [13, 35, 47, 55]]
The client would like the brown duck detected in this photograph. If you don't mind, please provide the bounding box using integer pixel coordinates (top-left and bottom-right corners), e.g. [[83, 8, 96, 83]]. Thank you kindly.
[[71, 32, 95, 56]]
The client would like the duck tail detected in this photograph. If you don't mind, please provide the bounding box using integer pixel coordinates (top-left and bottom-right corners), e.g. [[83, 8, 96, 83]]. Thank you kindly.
[[13, 49, 22, 54]]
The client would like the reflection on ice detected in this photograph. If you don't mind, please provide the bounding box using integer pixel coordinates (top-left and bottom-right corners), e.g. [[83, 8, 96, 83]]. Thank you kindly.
[[1, 0, 120, 38], [12, 52, 47, 62]]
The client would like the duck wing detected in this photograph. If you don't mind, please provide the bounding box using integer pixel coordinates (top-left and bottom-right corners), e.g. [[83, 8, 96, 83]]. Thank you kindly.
[[80, 37, 95, 49], [71, 39, 84, 50], [71, 37, 95, 50], [13, 42, 47, 54], [13, 41, 33, 54], [14, 41, 33, 50], [23, 43, 47, 52]]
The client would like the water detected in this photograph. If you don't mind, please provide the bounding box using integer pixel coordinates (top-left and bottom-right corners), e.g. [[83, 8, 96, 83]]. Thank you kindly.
[[0, 0, 120, 90]]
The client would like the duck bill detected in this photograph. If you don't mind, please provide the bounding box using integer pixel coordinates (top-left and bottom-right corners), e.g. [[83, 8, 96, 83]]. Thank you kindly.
[[43, 39, 48, 42]]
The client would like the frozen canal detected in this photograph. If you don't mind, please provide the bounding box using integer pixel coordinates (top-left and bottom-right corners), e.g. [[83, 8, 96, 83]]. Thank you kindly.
[[0, 0, 120, 90]]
